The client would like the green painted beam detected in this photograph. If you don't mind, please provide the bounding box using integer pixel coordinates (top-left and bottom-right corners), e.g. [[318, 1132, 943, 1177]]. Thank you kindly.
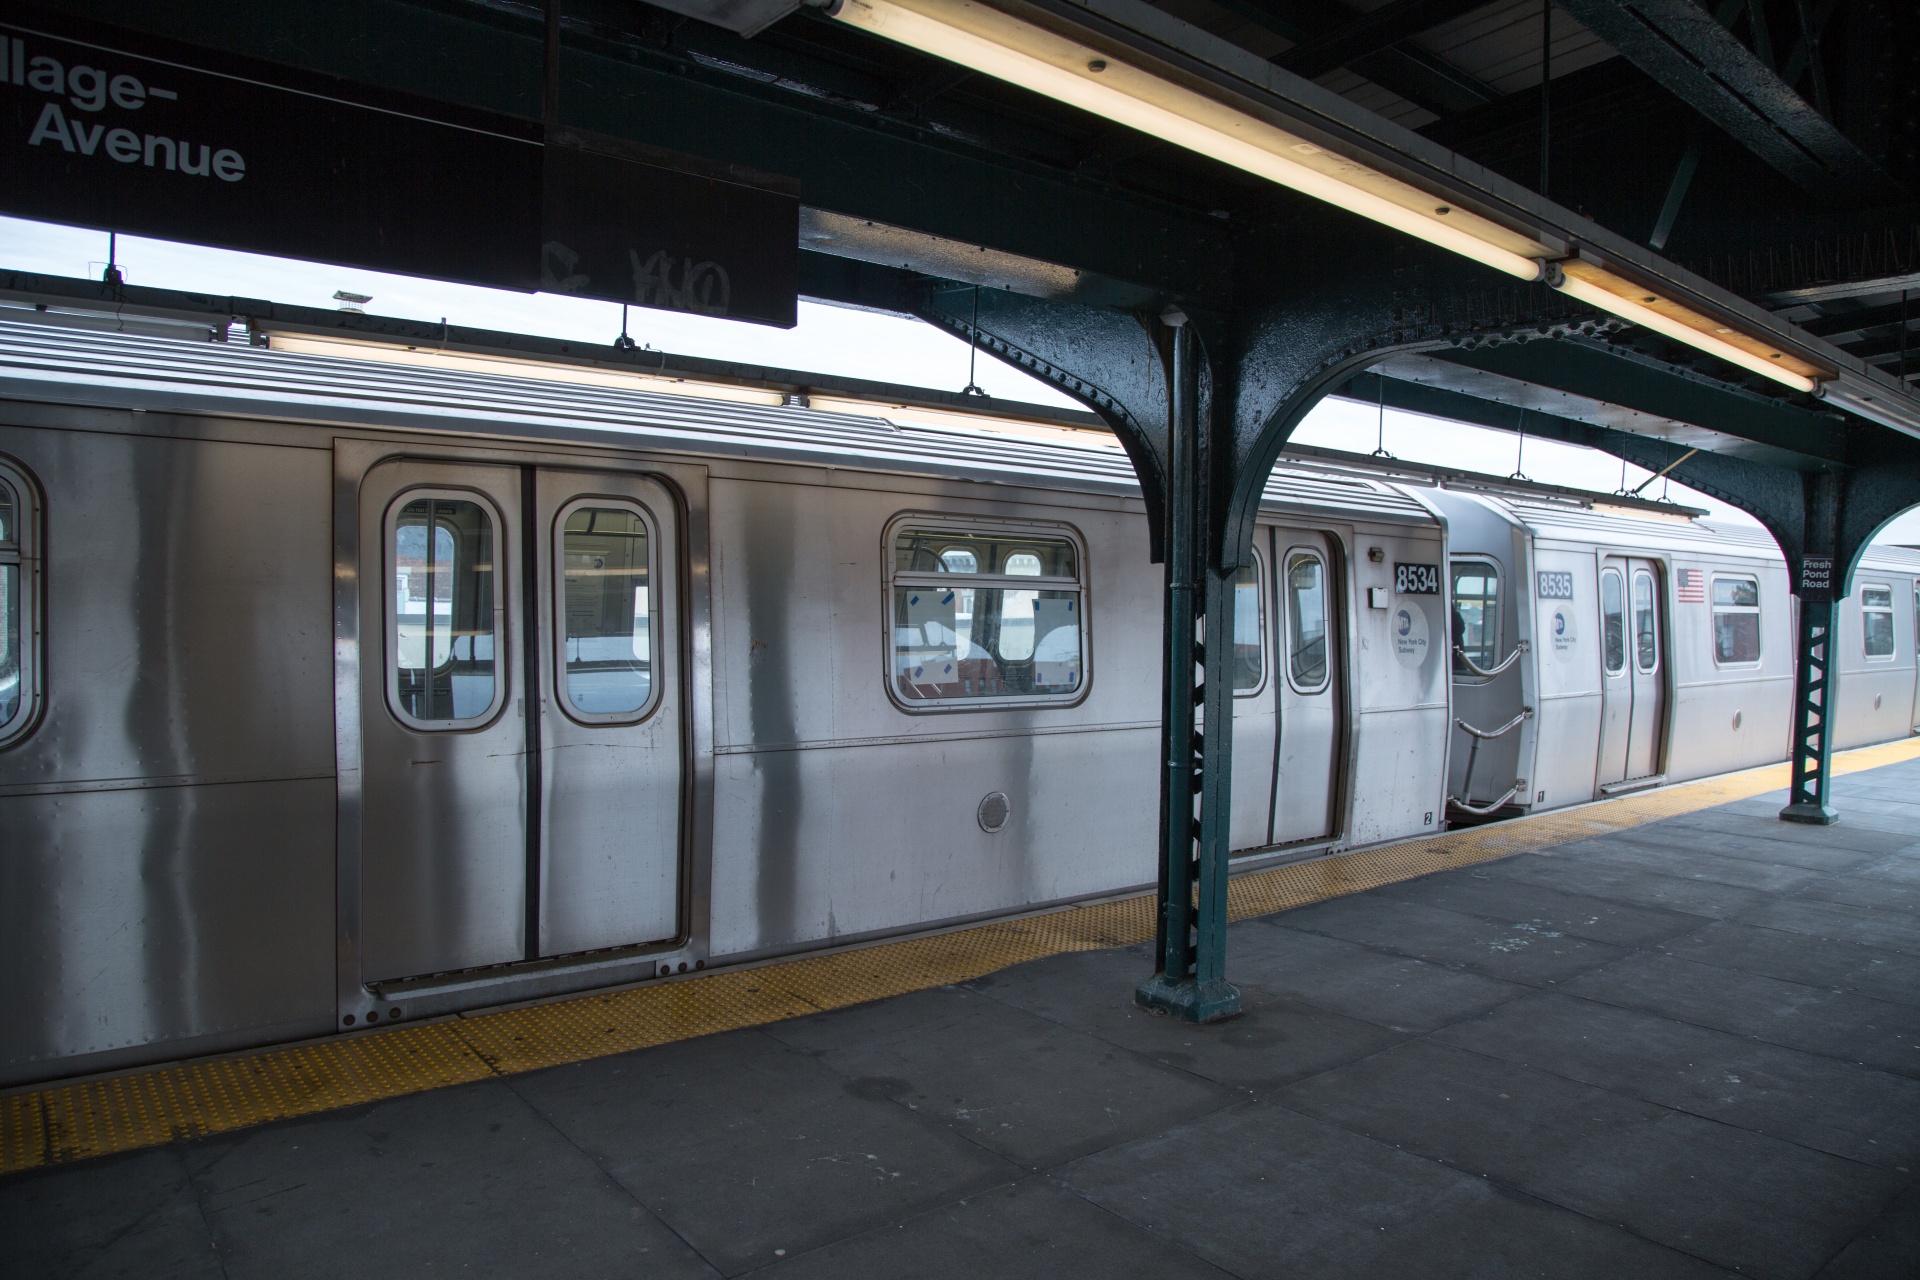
[[1437, 340, 1850, 464]]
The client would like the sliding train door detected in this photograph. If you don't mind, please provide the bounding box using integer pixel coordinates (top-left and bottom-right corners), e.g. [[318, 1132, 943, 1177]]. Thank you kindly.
[[534, 470, 683, 954], [1269, 531, 1341, 844], [1228, 528, 1341, 852], [1596, 556, 1666, 788], [356, 459, 683, 985]]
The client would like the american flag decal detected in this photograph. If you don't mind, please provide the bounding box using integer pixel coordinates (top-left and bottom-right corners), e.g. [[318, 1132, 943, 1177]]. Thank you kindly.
[[1676, 568, 1705, 602]]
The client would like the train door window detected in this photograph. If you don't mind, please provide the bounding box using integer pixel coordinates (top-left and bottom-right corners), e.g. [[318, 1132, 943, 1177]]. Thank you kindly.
[[557, 502, 656, 720], [1862, 585, 1895, 659], [1600, 568, 1626, 675], [0, 463, 36, 744], [1285, 550, 1329, 692], [1450, 560, 1500, 675], [1232, 557, 1264, 693], [1632, 569, 1659, 673], [387, 492, 505, 728], [889, 522, 1086, 706], [1710, 574, 1761, 666]]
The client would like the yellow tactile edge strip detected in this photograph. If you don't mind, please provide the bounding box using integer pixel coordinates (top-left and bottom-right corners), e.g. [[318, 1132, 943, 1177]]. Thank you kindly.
[[6, 737, 1917, 1176]]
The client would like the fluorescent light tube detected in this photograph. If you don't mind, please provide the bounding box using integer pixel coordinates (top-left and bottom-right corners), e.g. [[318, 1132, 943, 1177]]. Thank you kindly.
[[1551, 262, 1824, 392], [828, 0, 1548, 281]]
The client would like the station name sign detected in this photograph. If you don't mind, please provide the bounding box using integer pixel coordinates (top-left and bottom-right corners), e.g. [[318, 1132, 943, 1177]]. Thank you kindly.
[[1, 10, 798, 327]]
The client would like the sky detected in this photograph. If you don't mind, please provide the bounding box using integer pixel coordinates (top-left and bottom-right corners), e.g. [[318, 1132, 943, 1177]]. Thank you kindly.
[[6, 214, 1918, 546]]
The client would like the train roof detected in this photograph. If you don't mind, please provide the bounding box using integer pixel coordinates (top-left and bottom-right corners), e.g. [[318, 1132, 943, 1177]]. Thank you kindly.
[[1494, 496, 1783, 558], [1447, 489, 1920, 581], [0, 317, 1436, 527], [1858, 543, 1920, 573]]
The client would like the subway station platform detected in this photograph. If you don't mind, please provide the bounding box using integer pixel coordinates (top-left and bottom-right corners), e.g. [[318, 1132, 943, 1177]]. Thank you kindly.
[[5, 745, 1919, 1279]]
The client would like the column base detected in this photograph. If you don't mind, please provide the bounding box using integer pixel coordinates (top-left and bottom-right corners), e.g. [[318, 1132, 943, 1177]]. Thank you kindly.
[[1134, 973, 1242, 1023], [1778, 802, 1839, 825]]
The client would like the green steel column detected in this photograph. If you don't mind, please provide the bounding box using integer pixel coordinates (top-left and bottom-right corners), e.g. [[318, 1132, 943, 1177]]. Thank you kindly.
[[1143, 318, 1199, 994], [1780, 593, 1838, 824], [1136, 317, 1241, 1022]]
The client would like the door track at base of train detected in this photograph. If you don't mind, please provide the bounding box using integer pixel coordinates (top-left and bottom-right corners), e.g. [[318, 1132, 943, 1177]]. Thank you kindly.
[[7, 735, 1919, 1178]]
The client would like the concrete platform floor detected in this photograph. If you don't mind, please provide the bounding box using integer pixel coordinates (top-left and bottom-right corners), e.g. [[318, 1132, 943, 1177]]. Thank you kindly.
[[6, 760, 1919, 1279]]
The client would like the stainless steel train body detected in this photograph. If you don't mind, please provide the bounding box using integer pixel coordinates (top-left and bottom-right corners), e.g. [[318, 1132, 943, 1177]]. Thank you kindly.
[[2, 320, 1913, 1086], [0, 322, 1451, 1085], [1428, 488, 1920, 815]]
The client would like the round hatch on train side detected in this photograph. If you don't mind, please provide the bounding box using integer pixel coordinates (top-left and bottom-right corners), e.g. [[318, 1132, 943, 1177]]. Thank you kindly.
[[978, 791, 1012, 833]]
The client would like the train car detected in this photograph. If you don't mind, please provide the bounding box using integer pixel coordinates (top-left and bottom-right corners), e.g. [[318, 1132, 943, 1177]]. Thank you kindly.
[[1426, 487, 1920, 816], [3, 314, 1913, 1087], [0, 318, 1451, 1085], [1832, 546, 1920, 749]]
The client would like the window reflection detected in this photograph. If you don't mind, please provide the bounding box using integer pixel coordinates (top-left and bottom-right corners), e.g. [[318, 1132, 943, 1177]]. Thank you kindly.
[[392, 496, 498, 724], [560, 506, 653, 716], [1862, 585, 1895, 659], [1231, 561, 1263, 691], [1286, 552, 1328, 691], [1711, 575, 1761, 665], [1450, 561, 1500, 675], [891, 527, 1084, 702], [1601, 569, 1625, 675], [1633, 570, 1659, 673], [0, 478, 16, 728]]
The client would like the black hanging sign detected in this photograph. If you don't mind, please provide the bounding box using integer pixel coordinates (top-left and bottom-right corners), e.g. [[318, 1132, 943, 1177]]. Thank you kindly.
[[1, 11, 545, 291], [1, 8, 800, 326], [541, 130, 799, 329]]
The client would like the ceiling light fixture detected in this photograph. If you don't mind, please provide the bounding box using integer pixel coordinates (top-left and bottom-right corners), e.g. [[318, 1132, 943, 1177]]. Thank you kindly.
[[826, 0, 1548, 281], [828, 0, 1835, 394], [1550, 260, 1823, 392]]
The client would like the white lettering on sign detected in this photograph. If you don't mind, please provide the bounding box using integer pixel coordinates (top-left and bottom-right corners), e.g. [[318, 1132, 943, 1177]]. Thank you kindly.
[[17, 40, 243, 182], [1799, 556, 1833, 595], [1394, 562, 1439, 595], [1536, 570, 1574, 600]]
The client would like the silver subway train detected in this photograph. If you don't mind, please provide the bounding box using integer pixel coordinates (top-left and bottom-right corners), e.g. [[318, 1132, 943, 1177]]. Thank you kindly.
[[0, 318, 1914, 1085]]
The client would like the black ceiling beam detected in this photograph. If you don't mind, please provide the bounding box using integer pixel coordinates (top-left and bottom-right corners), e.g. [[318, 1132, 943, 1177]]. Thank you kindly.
[[1841, 330, 1920, 363], [1212, 0, 1499, 116], [1793, 300, 1917, 339], [1273, 0, 1496, 80], [1552, 0, 1902, 202]]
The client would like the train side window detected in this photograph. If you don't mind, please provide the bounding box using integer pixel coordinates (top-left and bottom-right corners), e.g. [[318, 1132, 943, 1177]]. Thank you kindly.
[[889, 523, 1086, 706], [1285, 550, 1329, 693], [557, 502, 656, 721], [1600, 568, 1626, 675], [387, 492, 505, 728], [1232, 555, 1264, 693], [1632, 569, 1659, 673], [1710, 574, 1761, 666], [0, 463, 39, 745], [1450, 560, 1500, 675], [1862, 584, 1895, 659]]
